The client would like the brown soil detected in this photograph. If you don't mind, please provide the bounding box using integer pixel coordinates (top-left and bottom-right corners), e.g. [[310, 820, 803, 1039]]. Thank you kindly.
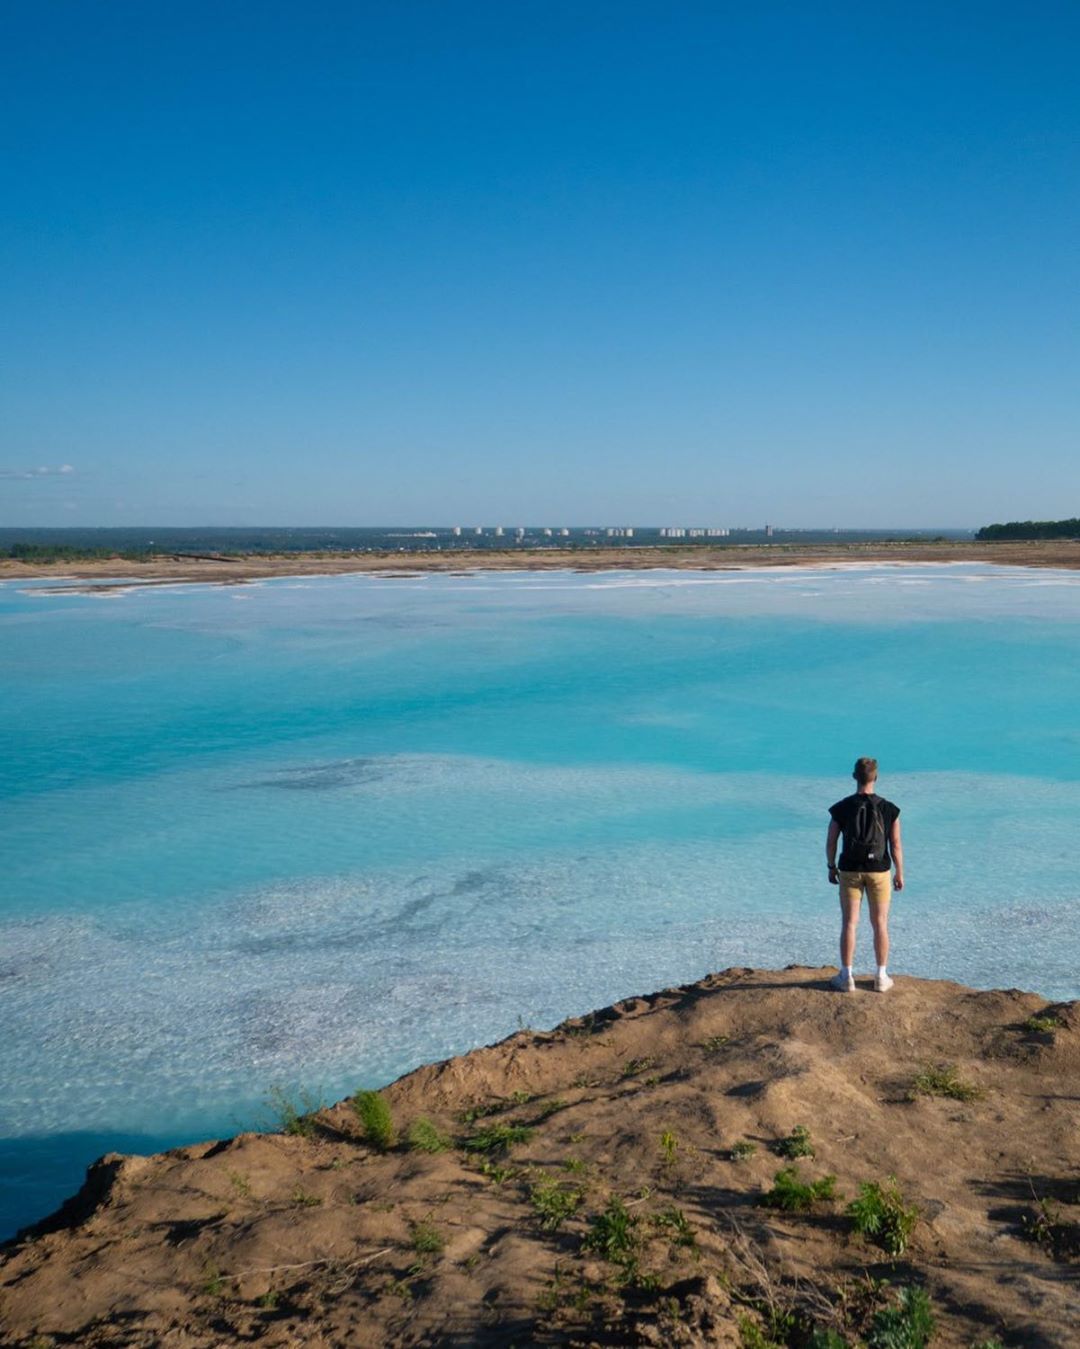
[[1, 967, 1076, 1347], [4, 539, 1080, 592]]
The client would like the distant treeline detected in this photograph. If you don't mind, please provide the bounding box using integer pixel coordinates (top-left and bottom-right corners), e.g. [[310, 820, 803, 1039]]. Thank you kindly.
[[1, 542, 153, 562], [976, 518, 1080, 541]]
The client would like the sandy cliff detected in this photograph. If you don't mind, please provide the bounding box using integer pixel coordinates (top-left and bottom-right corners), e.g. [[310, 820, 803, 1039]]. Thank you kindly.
[[1, 967, 1076, 1347]]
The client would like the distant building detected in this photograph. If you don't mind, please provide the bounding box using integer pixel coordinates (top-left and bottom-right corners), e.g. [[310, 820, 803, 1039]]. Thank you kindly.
[[765, 524, 774, 537]]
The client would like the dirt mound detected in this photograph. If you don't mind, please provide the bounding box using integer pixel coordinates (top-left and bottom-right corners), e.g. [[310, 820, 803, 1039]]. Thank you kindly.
[[1, 967, 1077, 1347]]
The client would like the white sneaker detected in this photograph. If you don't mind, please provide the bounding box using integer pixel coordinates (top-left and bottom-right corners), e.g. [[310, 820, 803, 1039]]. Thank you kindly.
[[874, 973, 894, 993], [830, 971, 856, 992]]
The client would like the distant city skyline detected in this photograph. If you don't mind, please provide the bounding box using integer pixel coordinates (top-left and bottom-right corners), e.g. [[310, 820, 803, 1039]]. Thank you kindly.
[[3, 3, 1078, 529]]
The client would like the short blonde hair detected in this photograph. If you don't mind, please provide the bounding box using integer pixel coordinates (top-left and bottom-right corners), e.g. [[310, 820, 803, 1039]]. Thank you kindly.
[[853, 757, 878, 785]]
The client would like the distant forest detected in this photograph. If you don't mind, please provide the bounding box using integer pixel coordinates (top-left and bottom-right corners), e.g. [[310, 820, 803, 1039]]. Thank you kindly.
[[976, 518, 1080, 541]]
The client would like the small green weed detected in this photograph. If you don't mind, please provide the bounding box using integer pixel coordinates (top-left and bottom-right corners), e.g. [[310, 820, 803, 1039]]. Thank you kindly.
[[1022, 1197, 1080, 1260], [531, 1178, 585, 1231], [562, 1155, 587, 1174], [255, 1290, 279, 1310], [660, 1130, 679, 1167], [622, 1056, 656, 1078], [202, 1263, 226, 1297], [227, 1170, 252, 1198], [848, 1178, 919, 1255], [1024, 1014, 1061, 1034], [760, 1166, 837, 1212], [410, 1219, 444, 1255], [264, 1085, 322, 1138], [652, 1205, 698, 1251], [643, 1074, 661, 1086], [701, 1034, 730, 1051], [463, 1121, 534, 1154], [867, 1284, 935, 1348], [582, 1195, 639, 1264], [807, 1330, 847, 1349], [386, 1277, 414, 1301], [478, 1159, 520, 1185], [352, 1089, 397, 1150], [737, 1311, 801, 1349], [407, 1117, 450, 1153], [775, 1124, 815, 1159], [533, 1097, 569, 1121], [730, 1139, 757, 1161], [909, 1064, 983, 1102], [291, 1186, 322, 1208]]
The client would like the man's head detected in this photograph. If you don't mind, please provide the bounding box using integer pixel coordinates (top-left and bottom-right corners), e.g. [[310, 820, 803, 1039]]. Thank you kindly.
[[853, 756, 878, 786]]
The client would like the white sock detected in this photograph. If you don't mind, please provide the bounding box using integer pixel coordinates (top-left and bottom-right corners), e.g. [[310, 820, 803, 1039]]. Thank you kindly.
[[841, 965, 853, 979], [877, 964, 888, 978]]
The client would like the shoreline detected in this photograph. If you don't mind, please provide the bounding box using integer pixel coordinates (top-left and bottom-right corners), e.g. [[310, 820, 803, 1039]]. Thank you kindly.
[[4, 537, 1080, 593]]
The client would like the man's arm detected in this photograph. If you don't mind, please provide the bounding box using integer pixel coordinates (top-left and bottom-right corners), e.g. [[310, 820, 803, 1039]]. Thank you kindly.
[[826, 819, 841, 885], [890, 817, 904, 891]]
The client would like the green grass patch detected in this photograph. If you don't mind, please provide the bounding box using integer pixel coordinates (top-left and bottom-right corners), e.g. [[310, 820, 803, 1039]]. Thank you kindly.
[[659, 1130, 679, 1166], [847, 1178, 918, 1255], [463, 1121, 534, 1154], [729, 1139, 757, 1161], [847, 1178, 919, 1255], [352, 1089, 397, 1150], [410, 1219, 444, 1255], [867, 1284, 935, 1348], [759, 1166, 837, 1212], [775, 1124, 815, 1159], [532, 1097, 569, 1121], [407, 1117, 450, 1154], [908, 1063, 983, 1102], [621, 1056, 656, 1078], [530, 1178, 585, 1231], [291, 1187, 322, 1208], [652, 1205, 698, 1251], [581, 1195, 640, 1267], [1023, 1014, 1061, 1034], [264, 1085, 322, 1138]]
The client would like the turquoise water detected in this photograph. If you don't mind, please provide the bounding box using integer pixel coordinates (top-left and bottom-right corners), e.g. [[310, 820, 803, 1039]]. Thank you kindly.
[[2, 563, 1079, 1236]]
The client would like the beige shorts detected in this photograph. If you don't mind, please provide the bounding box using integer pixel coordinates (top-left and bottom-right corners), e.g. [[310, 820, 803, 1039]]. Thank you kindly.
[[838, 870, 891, 907]]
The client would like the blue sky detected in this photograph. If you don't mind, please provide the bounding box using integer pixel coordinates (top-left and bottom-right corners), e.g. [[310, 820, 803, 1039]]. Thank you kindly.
[[2, 2, 1078, 527]]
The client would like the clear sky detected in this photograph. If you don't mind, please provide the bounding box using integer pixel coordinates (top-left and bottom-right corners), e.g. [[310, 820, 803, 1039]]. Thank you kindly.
[[2, 2, 1078, 528]]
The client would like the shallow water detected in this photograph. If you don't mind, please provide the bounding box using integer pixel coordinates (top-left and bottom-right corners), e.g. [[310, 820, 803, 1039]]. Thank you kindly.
[[2, 563, 1078, 1236]]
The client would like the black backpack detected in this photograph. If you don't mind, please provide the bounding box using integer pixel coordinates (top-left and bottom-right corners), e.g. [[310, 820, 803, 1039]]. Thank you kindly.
[[846, 797, 887, 867]]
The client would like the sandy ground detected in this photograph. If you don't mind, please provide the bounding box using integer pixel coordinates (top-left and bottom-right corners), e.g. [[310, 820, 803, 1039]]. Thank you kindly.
[[1, 967, 1076, 1347], [4, 539, 1080, 592]]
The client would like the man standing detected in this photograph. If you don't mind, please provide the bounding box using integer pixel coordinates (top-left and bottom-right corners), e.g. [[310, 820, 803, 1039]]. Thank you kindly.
[[826, 757, 903, 992]]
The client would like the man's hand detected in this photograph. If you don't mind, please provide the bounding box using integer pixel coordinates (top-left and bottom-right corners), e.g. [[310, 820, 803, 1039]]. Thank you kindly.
[[828, 865, 839, 886], [894, 871, 904, 892]]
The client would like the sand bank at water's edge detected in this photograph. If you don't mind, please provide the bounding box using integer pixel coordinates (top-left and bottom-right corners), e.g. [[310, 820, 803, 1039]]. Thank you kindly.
[[1, 967, 1076, 1346], [5, 538, 1080, 592]]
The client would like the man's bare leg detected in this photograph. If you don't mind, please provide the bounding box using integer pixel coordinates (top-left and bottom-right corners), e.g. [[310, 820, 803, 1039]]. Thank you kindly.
[[840, 893, 861, 968], [868, 900, 890, 968]]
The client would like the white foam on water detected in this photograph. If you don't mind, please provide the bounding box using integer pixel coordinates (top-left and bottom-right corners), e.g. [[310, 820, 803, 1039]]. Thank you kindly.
[[1, 755, 1076, 1145]]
